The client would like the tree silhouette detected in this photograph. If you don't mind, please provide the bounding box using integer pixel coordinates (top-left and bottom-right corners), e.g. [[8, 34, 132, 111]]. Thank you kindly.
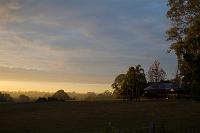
[[166, 0, 200, 98], [18, 94, 30, 103], [52, 90, 71, 101], [112, 74, 126, 98], [0, 92, 13, 102], [147, 60, 166, 83], [112, 65, 147, 101]]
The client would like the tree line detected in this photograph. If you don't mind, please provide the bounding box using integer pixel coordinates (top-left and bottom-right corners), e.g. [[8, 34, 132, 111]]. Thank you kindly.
[[0, 90, 115, 103]]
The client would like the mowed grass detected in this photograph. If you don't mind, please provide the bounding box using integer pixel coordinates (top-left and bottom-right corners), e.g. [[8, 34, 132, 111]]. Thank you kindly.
[[0, 100, 199, 133]]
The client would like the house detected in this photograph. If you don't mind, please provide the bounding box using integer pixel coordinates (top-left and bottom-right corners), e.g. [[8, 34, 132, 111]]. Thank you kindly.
[[144, 82, 179, 98]]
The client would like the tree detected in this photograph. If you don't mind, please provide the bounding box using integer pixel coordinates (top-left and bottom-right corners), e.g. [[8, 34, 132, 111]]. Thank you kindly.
[[166, 0, 200, 98], [18, 94, 30, 103], [172, 69, 182, 88], [112, 65, 147, 101], [0, 92, 13, 102], [85, 92, 97, 100], [35, 97, 48, 103], [111, 74, 126, 98], [147, 60, 167, 82], [122, 65, 147, 101], [52, 90, 71, 101], [100, 90, 113, 99]]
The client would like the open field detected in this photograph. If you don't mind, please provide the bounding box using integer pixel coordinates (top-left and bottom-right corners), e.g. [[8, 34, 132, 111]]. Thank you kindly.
[[0, 100, 200, 133]]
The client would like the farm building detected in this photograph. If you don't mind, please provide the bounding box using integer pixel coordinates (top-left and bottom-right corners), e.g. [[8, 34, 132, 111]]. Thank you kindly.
[[144, 82, 180, 98]]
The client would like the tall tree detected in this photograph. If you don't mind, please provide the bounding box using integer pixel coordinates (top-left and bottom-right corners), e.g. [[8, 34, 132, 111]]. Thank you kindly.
[[166, 0, 200, 98], [147, 60, 167, 82], [112, 65, 147, 101], [134, 65, 147, 101]]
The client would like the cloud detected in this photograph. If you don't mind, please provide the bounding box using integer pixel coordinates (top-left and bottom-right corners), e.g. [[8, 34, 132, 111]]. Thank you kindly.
[[0, 0, 23, 23], [0, 0, 177, 85], [0, 66, 112, 84]]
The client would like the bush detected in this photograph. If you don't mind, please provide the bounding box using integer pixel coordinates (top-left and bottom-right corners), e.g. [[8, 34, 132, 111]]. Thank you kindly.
[[18, 94, 30, 103], [35, 97, 48, 103], [48, 97, 61, 102], [0, 92, 13, 102], [52, 90, 71, 101]]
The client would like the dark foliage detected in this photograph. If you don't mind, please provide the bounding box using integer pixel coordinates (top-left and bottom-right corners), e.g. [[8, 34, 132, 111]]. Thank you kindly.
[[47, 97, 61, 102], [0, 92, 13, 102], [18, 94, 30, 103], [35, 97, 48, 103], [112, 65, 147, 101], [52, 90, 71, 101], [166, 0, 200, 98]]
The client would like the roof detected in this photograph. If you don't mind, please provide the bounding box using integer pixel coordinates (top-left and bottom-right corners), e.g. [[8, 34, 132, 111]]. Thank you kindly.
[[144, 83, 177, 91]]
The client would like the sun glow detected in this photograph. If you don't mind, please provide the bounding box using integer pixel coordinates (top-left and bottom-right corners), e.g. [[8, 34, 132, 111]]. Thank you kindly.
[[0, 81, 111, 93]]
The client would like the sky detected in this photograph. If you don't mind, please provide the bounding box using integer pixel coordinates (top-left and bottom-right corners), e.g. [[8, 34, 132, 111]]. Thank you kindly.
[[0, 0, 177, 93]]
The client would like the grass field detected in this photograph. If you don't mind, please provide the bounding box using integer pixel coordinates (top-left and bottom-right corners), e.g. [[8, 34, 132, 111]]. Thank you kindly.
[[0, 100, 200, 133]]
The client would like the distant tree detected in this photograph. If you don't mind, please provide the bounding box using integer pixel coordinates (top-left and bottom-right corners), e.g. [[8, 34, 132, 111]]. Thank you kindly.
[[48, 97, 59, 102], [52, 90, 71, 101], [85, 92, 97, 100], [0, 92, 13, 102], [111, 74, 126, 98], [147, 60, 167, 82], [18, 94, 30, 103], [35, 97, 48, 103], [112, 65, 147, 101], [97, 90, 114, 100], [102, 90, 113, 97], [84, 91, 113, 101], [166, 0, 200, 99]]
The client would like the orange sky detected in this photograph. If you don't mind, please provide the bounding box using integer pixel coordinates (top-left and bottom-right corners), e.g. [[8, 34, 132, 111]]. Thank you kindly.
[[0, 81, 111, 93]]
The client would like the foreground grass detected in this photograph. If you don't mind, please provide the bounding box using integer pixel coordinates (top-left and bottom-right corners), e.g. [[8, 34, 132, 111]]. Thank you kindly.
[[0, 100, 199, 133]]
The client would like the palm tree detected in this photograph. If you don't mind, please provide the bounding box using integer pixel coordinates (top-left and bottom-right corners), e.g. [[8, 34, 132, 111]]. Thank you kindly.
[[112, 65, 147, 101]]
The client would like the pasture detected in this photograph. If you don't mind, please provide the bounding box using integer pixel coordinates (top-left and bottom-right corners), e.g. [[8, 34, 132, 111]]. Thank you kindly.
[[0, 100, 199, 133]]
